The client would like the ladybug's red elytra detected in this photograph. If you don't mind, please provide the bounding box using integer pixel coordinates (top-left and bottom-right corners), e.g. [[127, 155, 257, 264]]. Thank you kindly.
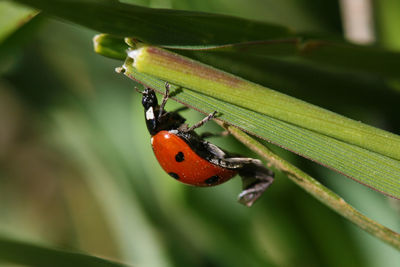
[[140, 83, 274, 206]]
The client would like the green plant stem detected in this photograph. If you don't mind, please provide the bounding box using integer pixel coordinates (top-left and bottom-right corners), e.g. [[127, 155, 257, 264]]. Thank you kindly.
[[223, 123, 400, 251], [126, 43, 400, 162]]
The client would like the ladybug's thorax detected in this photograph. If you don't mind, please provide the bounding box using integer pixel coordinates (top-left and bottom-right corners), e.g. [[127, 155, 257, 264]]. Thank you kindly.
[[151, 130, 237, 186]]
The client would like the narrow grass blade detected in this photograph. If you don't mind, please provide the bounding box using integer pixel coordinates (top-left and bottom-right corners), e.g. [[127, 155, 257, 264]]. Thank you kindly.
[[14, 0, 400, 80], [0, 237, 126, 266], [14, 0, 291, 47], [182, 40, 400, 80], [119, 63, 400, 199], [0, 1, 36, 43], [126, 46, 400, 162]]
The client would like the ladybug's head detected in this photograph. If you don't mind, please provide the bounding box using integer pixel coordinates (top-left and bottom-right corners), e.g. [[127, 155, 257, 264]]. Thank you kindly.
[[142, 88, 160, 135], [142, 88, 158, 110], [141, 88, 186, 135]]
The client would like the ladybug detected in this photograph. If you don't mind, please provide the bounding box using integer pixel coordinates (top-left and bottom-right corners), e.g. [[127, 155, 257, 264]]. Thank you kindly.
[[140, 82, 274, 206]]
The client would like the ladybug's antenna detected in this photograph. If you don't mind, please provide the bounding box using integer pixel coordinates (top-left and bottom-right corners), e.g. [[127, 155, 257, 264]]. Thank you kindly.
[[158, 82, 170, 120]]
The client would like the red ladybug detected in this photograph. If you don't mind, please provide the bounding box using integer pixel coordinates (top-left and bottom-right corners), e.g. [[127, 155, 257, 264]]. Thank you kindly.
[[140, 83, 274, 206]]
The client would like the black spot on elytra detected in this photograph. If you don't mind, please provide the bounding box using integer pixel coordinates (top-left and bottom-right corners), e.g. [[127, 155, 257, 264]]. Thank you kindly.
[[205, 175, 219, 185], [175, 151, 184, 162], [168, 172, 180, 179]]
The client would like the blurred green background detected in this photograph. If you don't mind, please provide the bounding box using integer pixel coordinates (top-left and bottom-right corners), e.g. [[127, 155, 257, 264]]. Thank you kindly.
[[1, 0, 400, 266]]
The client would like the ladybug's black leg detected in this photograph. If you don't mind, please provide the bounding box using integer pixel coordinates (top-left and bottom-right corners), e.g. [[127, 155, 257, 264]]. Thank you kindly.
[[185, 111, 217, 132], [238, 177, 274, 207], [236, 160, 274, 207], [158, 82, 170, 120]]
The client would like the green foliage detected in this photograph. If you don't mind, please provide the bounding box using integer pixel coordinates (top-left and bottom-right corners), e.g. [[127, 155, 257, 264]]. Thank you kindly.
[[0, 1, 36, 43], [14, 0, 291, 47], [122, 63, 400, 200], [1, 0, 400, 266], [0, 237, 126, 266]]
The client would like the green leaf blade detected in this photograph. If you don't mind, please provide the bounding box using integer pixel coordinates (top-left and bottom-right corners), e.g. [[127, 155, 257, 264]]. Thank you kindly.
[[191, 40, 400, 80], [14, 0, 291, 47], [17, 0, 400, 80], [122, 65, 400, 199], [0, 237, 127, 267], [128, 46, 400, 163], [0, 1, 36, 43]]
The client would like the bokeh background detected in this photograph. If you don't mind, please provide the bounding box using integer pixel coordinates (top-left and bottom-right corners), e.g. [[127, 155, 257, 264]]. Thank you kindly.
[[1, 0, 400, 266]]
